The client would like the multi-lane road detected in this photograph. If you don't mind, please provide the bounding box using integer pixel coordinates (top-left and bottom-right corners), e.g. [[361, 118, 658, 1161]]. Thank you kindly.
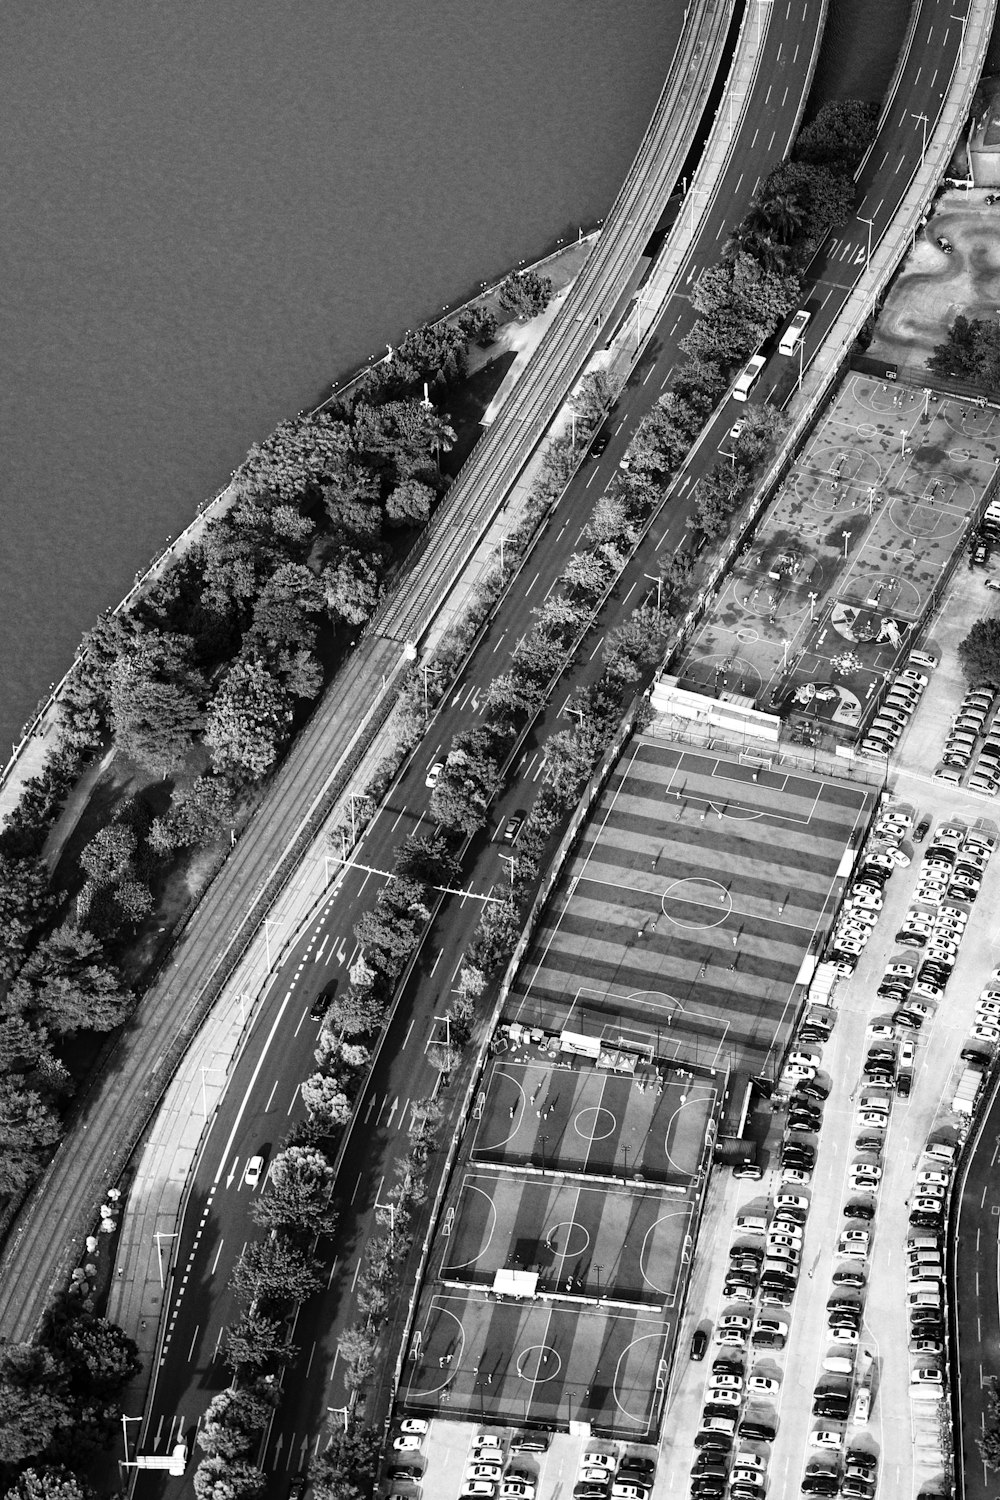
[[954, 1074, 1000, 1500], [136, 0, 968, 1491]]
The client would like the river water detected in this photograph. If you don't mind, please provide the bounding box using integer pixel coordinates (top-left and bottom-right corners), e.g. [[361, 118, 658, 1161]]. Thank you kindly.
[[0, 1, 683, 755], [0, 0, 914, 762]]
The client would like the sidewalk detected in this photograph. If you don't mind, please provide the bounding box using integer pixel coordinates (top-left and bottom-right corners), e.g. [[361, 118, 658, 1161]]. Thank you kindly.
[[104, 0, 762, 1420]]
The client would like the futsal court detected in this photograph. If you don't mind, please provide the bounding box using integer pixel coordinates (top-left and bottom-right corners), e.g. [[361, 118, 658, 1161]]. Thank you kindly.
[[505, 736, 872, 1085]]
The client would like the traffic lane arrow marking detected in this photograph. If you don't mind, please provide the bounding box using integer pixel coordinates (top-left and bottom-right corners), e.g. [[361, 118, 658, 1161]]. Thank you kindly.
[[226, 1158, 238, 1189]]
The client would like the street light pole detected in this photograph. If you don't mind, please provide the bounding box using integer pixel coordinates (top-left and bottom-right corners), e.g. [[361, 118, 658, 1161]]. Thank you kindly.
[[912, 111, 928, 166], [154, 1232, 178, 1290], [842, 529, 851, 560], [644, 573, 663, 612], [858, 215, 874, 271], [951, 9, 968, 56]]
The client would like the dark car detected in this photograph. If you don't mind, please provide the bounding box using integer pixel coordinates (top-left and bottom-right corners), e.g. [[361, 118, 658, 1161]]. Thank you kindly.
[[813, 1397, 850, 1419], [738, 1421, 777, 1442], [309, 987, 335, 1021], [386, 1466, 421, 1483], [691, 1329, 709, 1361], [962, 1046, 993, 1065], [910, 1212, 942, 1229], [795, 1080, 830, 1101], [289, 1477, 308, 1500], [621, 1457, 656, 1479], [844, 1201, 875, 1221], [833, 1268, 866, 1288], [694, 1431, 732, 1451], [846, 1450, 877, 1473], [896, 1072, 912, 1097], [913, 818, 930, 841], [575, 1486, 610, 1499], [691, 1460, 728, 1478], [782, 1145, 816, 1166], [691, 1484, 725, 1499], [801, 1478, 839, 1496], [590, 430, 610, 457]]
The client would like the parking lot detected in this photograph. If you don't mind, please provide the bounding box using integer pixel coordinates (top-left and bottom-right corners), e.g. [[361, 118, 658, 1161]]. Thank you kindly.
[[649, 798, 1000, 1500], [505, 736, 872, 1098]]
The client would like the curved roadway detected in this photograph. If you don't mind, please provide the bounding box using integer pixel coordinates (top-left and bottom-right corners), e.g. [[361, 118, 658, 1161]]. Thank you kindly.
[[134, 1, 851, 1490]]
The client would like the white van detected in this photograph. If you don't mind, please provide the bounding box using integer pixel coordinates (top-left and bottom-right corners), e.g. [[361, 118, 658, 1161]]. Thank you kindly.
[[909, 650, 937, 670], [925, 1142, 957, 1164], [822, 1355, 854, 1374], [732, 354, 767, 401], [779, 309, 811, 356]]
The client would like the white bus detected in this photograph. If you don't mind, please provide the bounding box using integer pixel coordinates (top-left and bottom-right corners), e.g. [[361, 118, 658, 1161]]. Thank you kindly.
[[779, 308, 811, 356], [732, 353, 766, 401]]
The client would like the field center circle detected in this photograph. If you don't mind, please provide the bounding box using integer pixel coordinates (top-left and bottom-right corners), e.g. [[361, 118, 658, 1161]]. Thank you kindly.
[[517, 1344, 562, 1383], [663, 878, 732, 928], [546, 1220, 591, 1259], [574, 1106, 616, 1143]]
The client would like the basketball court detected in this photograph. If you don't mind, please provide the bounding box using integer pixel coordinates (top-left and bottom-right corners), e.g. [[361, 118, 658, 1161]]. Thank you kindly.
[[675, 374, 996, 724]]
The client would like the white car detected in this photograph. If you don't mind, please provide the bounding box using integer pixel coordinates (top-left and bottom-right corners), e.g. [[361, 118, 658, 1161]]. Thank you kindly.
[[611, 1486, 648, 1500], [911, 1367, 944, 1384], [583, 1455, 615, 1471], [702, 1389, 741, 1407], [580, 1469, 612, 1484], [867, 1023, 896, 1040], [973, 1024, 1000, 1044], [977, 1001, 1000, 1021], [838, 1230, 870, 1258], [829, 1326, 860, 1344], [788, 1050, 822, 1069], [785, 1064, 817, 1081], [400, 1420, 429, 1435], [774, 1193, 809, 1212], [857, 1112, 889, 1128], [469, 1466, 503, 1481], [394, 1436, 423, 1452], [768, 1228, 803, 1247], [809, 1432, 843, 1451], [716, 1330, 748, 1348], [425, 761, 444, 789], [850, 1163, 882, 1181], [747, 1375, 779, 1395], [244, 1155, 264, 1188], [462, 1485, 497, 1499]]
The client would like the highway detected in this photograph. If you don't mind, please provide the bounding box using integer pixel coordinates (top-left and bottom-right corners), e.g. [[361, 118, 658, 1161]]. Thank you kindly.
[[954, 1075, 1000, 1500], [133, 1, 856, 1490]]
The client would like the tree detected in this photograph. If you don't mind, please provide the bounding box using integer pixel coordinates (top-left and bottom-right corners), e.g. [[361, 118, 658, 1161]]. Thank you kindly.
[[3, 1469, 92, 1500], [327, 985, 387, 1038], [229, 1235, 323, 1308], [109, 632, 206, 776], [192, 1458, 266, 1500], [959, 618, 1000, 686], [245, 563, 325, 656], [321, 551, 381, 626], [562, 550, 611, 599], [482, 672, 545, 722], [224, 1314, 297, 1373], [385, 478, 435, 526], [0, 1077, 64, 1195], [0, 1345, 73, 1466], [335, 1326, 378, 1391], [233, 412, 352, 503], [150, 776, 236, 853], [251, 1146, 338, 1235], [497, 269, 553, 321], [929, 313, 1000, 387], [205, 656, 292, 782], [731, 402, 785, 468], [310, 1426, 383, 1500], [456, 304, 498, 347], [430, 728, 504, 835], [793, 99, 878, 167], [78, 824, 137, 888], [196, 1384, 278, 1459], [0, 854, 52, 979], [570, 370, 617, 428], [47, 1309, 140, 1400], [13, 925, 131, 1036], [394, 830, 460, 888]]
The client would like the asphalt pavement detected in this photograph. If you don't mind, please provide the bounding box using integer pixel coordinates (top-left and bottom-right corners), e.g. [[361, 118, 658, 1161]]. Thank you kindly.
[[954, 1075, 1000, 1500], [132, 3, 850, 1491], [133, 0, 980, 1490]]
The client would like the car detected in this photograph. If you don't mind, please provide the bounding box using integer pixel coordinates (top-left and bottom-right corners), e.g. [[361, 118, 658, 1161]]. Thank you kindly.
[[978, 1001, 1000, 1022], [838, 1230, 870, 1257], [399, 1420, 429, 1436], [244, 1154, 265, 1189], [502, 1486, 535, 1500], [895, 926, 932, 947], [738, 1421, 777, 1442], [775, 1191, 809, 1212], [768, 1225, 803, 1246], [394, 1437, 424, 1453], [425, 761, 444, 789], [583, 1456, 616, 1473], [911, 1367, 944, 1385], [689, 1483, 724, 1499], [470, 1466, 504, 1481], [845, 1451, 876, 1474], [914, 818, 930, 841], [841, 1484, 875, 1500], [801, 1478, 840, 1497], [309, 987, 335, 1021], [747, 1375, 779, 1395], [911, 1337, 943, 1354], [911, 1196, 944, 1214], [962, 1045, 993, 1064], [729, 418, 747, 442], [502, 812, 525, 843], [590, 431, 610, 457], [289, 1477, 308, 1500], [473, 1436, 502, 1450], [809, 1432, 843, 1451], [719, 1314, 752, 1332], [610, 1486, 648, 1500], [866, 1045, 896, 1062], [829, 1326, 860, 1345], [691, 1329, 709, 1360], [619, 1458, 655, 1480], [715, 1330, 748, 1348], [794, 1079, 830, 1100], [855, 1135, 883, 1153], [970, 773, 998, 794], [462, 1487, 497, 1500], [387, 1466, 422, 1482], [974, 1024, 1000, 1044], [844, 1200, 875, 1221]]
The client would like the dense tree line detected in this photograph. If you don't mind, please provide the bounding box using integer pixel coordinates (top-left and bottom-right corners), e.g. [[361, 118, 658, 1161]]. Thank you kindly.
[[0, 310, 485, 1213], [0, 1297, 139, 1483]]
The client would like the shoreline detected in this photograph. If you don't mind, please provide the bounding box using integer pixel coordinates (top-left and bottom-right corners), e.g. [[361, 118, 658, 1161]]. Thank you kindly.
[[0, 228, 598, 830]]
